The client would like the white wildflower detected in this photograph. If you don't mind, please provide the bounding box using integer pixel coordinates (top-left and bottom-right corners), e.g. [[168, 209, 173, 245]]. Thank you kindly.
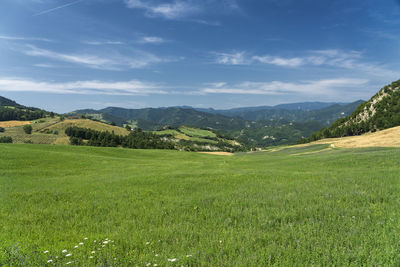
[[168, 258, 178, 262], [186, 254, 192, 257], [47, 259, 53, 263], [66, 261, 73, 265], [146, 242, 150, 245], [103, 241, 109, 244], [102, 245, 105, 248], [66, 253, 72, 257], [62, 250, 68, 253], [74, 246, 78, 249], [155, 254, 159, 257], [84, 237, 88, 240], [79, 242, 84, 245], [154, 264, 158, 267], [89, 256, 94, 259], [44, 250, 49, 254], [146, 263, 151, 267], [91, 251, 95, 254]]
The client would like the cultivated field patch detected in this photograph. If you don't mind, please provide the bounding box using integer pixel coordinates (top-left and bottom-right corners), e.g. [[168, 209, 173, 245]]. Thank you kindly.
[[0, 120, 31, 128]]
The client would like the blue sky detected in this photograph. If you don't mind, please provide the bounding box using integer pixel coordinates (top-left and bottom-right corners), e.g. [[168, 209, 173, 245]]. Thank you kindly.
[[1, 0, 400, 112]]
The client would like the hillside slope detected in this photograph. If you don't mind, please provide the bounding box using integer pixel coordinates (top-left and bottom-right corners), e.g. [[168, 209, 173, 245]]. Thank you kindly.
[[0, 95, 50, 121], [311, 125, 400, 148], [304, 79, 400, 142]]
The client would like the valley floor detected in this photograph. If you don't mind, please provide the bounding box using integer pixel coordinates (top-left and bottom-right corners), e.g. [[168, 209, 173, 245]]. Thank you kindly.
[[1, 144, 400, 265]]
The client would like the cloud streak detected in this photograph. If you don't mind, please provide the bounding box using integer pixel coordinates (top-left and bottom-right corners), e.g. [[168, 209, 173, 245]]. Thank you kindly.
[[0, 77, 370, 98], [0, 78, 167, 95], [138, 36, 167, 44], [23, 45, 171, 70], [214, 49, 395, 77], [201, 78, 369, 96], [124, 0, 199, 19], [82, 40, 124, 46], [0, 34, 52, 42], [33, 0, 83, 16]]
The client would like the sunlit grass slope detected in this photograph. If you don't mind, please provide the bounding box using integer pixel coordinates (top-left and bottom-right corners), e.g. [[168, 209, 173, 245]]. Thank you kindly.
[[0, 118, 130, 145], [1, 144, 400, 265]]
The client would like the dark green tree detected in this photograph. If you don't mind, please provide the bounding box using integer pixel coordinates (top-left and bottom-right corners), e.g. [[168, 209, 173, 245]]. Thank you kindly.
[[23, 125, 33, 134]]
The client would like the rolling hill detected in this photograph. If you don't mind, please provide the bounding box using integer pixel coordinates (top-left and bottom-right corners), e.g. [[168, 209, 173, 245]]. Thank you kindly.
[[70, 101, 362, 147], [0, 96, 51, 121]]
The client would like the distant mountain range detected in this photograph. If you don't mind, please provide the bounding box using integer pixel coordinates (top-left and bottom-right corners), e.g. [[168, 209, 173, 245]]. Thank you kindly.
[[0, 94, 370, 147], [70, 100, 364, 147]]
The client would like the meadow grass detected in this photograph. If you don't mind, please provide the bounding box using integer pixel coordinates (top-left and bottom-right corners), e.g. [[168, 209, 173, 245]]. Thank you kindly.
[[178, 127, 217, 138], [1, 144, 400, 265]]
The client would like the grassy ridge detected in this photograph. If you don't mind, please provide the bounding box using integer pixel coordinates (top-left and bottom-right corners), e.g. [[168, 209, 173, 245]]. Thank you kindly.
[[1, 145, 400, 265]]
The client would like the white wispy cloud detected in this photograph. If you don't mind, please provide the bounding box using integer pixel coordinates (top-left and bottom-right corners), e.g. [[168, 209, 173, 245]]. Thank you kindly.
[[124, 0, 200, 19], [0, 34, 52, 42], [0, 78, 167, 95], [33, 63, 55, 68], [23, 45, 171, 70], [33, 0, 83, 16], [215, 51, 248, 65], [138, 36, 167, 44], [214, 49, 395, 77], [201, 78, 369, 96], [82, 40, 124, 45]]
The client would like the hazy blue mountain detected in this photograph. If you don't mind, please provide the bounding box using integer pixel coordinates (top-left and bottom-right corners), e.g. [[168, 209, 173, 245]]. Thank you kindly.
[[192, 101, 363, 125]]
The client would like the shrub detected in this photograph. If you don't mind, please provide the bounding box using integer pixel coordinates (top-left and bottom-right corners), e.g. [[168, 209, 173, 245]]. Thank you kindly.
[[0, 136, 12, 143], [23, 125, 33, 134], [0, 127, 4, 132]]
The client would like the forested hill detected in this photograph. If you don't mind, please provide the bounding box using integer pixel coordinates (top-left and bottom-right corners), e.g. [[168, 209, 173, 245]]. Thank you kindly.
[[70, 102, 361, 147], [0, 96, 51, 121], [199, 100, 363, 125], [0, 96, 22, 107], [303, 79, 400, 142]]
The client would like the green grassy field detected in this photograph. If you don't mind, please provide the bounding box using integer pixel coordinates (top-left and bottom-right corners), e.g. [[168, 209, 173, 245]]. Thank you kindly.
[[1, 144, 400, 265]]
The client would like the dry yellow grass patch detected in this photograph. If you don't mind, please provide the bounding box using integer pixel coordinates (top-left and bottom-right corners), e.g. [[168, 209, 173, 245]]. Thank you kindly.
[[0, 121, 31, 128], [199, 152, 234, 156], [313, 126, 400, 148]]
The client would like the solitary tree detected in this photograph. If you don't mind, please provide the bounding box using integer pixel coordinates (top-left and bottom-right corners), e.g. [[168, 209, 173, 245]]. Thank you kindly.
[[23, 124, 33, 134]]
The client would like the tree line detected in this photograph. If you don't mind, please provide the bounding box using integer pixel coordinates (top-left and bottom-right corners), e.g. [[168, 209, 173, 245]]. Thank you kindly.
[[65, 126, 174, 149], [0, 107, 48, 121]]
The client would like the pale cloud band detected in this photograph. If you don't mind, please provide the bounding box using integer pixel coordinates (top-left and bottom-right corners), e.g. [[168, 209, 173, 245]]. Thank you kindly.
[[0, 78, 167, 95], [24, 45, 170, 70], [124, 0, 200, 19], [201, 78, 369, 96], [0, 77, 369, 97], [214, 49, 395, 77]]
